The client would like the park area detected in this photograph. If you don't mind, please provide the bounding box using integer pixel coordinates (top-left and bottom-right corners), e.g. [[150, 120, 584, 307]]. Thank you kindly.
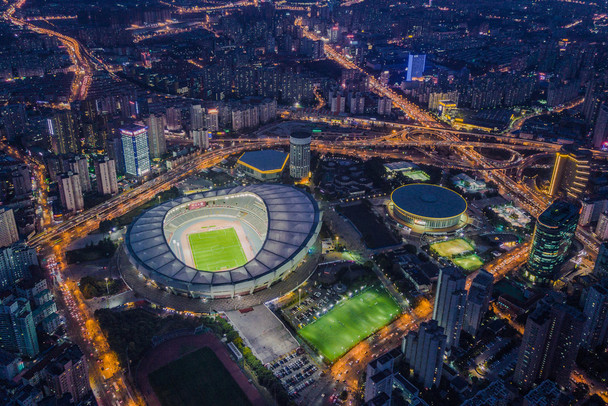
[[188, 228, 247, 271], [148, 347, 252, 406], [430, 238, 484, 272], [298, 287, 400, 362]]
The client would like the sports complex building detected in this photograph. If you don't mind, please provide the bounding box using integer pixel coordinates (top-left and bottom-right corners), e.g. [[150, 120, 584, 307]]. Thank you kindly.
[[124, 184, 321, 299], [390, 183, 467, 231]]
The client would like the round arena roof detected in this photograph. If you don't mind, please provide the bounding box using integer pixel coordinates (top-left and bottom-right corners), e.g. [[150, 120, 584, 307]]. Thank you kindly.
[[391, 184, 467, 220], [124, 184, 321, 297]]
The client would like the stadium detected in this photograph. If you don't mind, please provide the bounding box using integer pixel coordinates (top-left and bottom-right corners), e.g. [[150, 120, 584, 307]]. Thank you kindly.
[[124, 184, 321, 299], [390, 183, 467, 231]]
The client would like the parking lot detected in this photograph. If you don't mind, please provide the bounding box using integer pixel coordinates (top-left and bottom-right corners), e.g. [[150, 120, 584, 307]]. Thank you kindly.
[[267, 349, 322, 402]]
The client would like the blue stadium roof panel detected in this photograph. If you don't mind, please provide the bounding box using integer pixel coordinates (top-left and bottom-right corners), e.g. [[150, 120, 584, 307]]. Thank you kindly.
[[237, 150, 288, 172]]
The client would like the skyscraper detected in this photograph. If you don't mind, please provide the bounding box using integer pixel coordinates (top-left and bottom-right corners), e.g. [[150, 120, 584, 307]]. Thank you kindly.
[[47, 111, 79, 155], [593, 103, 608, 150], [166, 107, 182, 131], [514, 298, 584, 389], [548, 145, 591, 199], [433, 266, 467, 348], [402, 320, 446, 389], [0, 208, 19, 248], [11, 164, 32, 196], [289, 131, 311, 179], [145, 113, 167, 159], [524, 200, 580, 285], [594, 242, 608, 278], [68, 155, 91, 193], [120, 124, 151, 177], [0, 294, 39, 357], [42, 344, 89, 402], [58, 172, 84, 213], [463, 269, 494, 337], [406, 54, 426, 81], [192, 129, 210, 149], [0, 243, 37, 289], [94, 156, 118, 196], [581, 282, 608, 350]]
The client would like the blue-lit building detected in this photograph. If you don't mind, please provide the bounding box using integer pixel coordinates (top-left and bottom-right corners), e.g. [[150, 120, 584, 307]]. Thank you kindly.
[[120, 124, 150, 177], [524, 200, 580, 285], [406, 54, 426, 81]]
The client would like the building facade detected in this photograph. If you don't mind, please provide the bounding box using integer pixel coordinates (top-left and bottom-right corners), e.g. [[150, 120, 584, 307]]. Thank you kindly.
[[289, 131, 311, 179], [402, 320, 446, 389], [548, 145, 591, 199], [120, 124, 151, 177], [58, 171, 84, 213], [94, 156, 118, 196], [433, 266, 467, 348], [0, 208, 19, 248]]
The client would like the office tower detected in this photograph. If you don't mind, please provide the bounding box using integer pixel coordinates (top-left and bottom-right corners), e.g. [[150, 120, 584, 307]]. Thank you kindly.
[[120, 124, 151, 177], [596, 211, 608, 241], [190, 104, 205, 130], [433, 266, 467, 348], [0, 294, 39, 357], [67, 156, 91, 193], [47, 111, 79, 155], [548, 145, 591, 198], [107, 135, 125, 175], [463, 269, 494, 337], [0, 208, 19, 248], [94, 156, 118, 196], [402, 320, 446, 389], [594, 242, 608, 278], [204, 108, 220, 131], [406, 54, 426, 81], [58, 172, 84, 213], [289, 131, 311, 179], [192, 129, 210, 149], [43, 344, 89, 402], [581, 282, 608, 349], [524, 200, 580, 285], [145, 113, 167, 159], [593, 103, 608, 149], [0, 243, 37, 289], [514, 299, 584, 389], [166, 107, 182, 131], [377, 97, 392, 116], [11, 164, 32, 196]]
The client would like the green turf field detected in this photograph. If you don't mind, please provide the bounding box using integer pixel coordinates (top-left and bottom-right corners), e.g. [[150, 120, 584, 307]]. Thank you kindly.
[[430, 238, 475, 258], [149, 347, 251, 406], [452, 254, 484, 271], [298, 287, 400, 362], [404, 170, 431, 181], [188, 228, 247, 271]]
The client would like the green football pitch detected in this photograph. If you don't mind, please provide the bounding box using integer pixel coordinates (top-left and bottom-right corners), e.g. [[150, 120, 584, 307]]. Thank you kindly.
[[187, 228, 247, 272], [430, 238, 475, 258], [298, 287, 400, 362], [149, 347, 251, 406], [452, 254, 484, 271]]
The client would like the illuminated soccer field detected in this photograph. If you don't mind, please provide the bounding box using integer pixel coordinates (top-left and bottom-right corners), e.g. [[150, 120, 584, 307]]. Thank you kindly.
[[430, 238, 474, 257], [188, 228, 247, 272], [452, 254, 484, 271], [298, 287, 400, 362]]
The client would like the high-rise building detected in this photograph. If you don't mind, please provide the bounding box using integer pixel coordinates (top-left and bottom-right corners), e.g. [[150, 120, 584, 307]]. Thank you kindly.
[[406, 54, 426, 81], [402, 320, 446, 389], [433, 266, 467, 348], [58, 172, 84, 213], [165, 107, 182, 131], [513, 298, 584, 389], [190, 105, 205, 130], [0, 208, 19, 248], [524, 200, 580, 285], [548, 145, 591, 199], [593, 103, 608, 150], [463, 269, 494, 337], [120, 124, 150, 177], [11, 164, 32, 196], [377, 97, 392, 116], [364, 352, 396, 403], [0, 294, 39, 358], [94, 156, 118, 196], [145, 113, 167, 159], [581, 282, 608, 350], [289, 131, 311, 179], [42, 344, 89, 402], [67, 156, 91, 193], [0, 243, 37, 289], [47, 111, 79, 155], [596, 211, 608, 241], [594, 242, 608, 278], [192, 129, 210, 149]]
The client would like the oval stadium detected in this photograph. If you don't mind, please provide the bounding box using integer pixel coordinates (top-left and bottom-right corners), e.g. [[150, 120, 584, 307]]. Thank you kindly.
[[391, 183, 467, 230], [124, 184, 321, 299]]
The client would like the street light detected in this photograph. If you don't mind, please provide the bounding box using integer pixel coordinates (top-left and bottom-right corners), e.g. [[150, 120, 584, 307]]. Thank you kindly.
[[298, 288, 302, 307], [104, 277, 109, 295]]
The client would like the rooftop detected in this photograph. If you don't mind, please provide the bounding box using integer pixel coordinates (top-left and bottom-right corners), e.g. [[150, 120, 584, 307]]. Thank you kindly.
[[237, 150, 289, 173], [392, 184, 467, 219]]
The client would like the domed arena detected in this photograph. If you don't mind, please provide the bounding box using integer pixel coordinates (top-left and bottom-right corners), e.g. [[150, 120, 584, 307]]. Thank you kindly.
[[124, 184, 321, 299]]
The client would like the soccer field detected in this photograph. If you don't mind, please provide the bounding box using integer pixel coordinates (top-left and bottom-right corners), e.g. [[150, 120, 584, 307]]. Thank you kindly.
[[298, 287, 400, 362], [149, 347, 251, 406], [188, 228, 247, 272], [430, 238, 475, 258], [452, 254, 484, 271]]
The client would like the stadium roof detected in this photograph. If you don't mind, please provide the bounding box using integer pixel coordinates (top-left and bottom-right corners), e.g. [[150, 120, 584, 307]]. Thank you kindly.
[[237, 150, 289, 173], [391, 184, 466, 219], [125, 184, 320, 289]]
